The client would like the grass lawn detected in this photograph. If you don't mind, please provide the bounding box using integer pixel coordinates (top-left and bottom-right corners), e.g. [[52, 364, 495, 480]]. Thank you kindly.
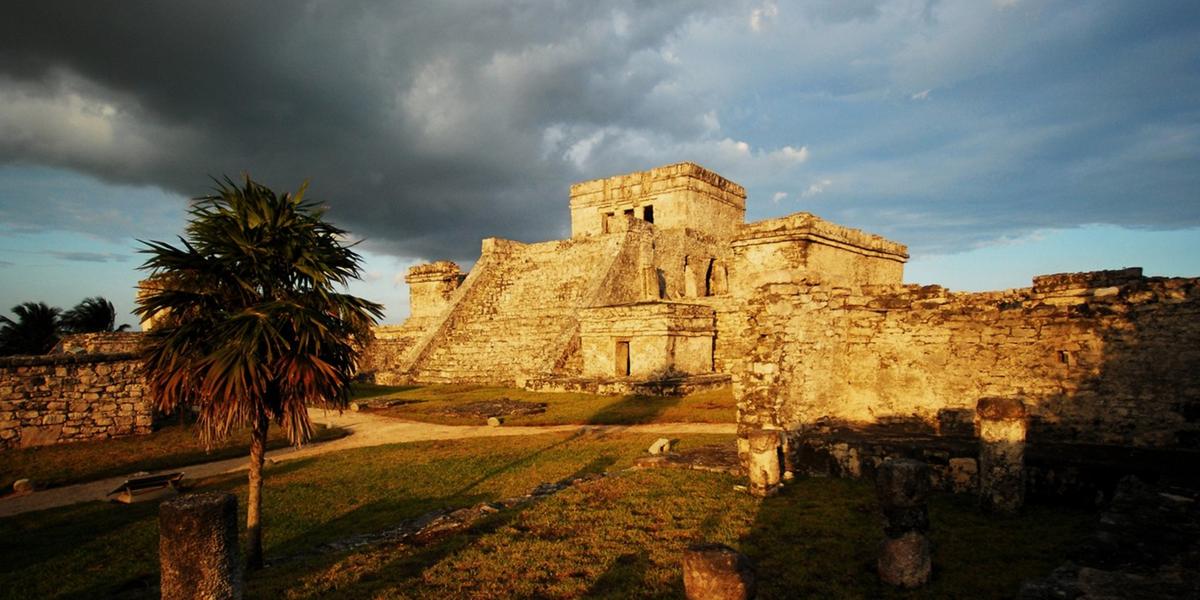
[[351, 383, 735, 426], [0, 419, 347, 493], [0, 431, 1093, 599]]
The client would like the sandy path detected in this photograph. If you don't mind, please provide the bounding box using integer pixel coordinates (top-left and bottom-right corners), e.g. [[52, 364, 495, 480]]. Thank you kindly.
[[0, 410, 734, 518]]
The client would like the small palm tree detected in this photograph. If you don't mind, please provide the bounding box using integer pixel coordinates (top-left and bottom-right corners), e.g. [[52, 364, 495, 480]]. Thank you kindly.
[[61, 296, 130, 333], [0, 302, 62, 356], [136, 175, 382, 569]]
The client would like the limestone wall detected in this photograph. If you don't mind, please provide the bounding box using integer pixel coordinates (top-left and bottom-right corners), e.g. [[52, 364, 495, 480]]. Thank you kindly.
[[0, 352, 153, 448], [579, 302, 715, 378], [53, 332, 143, 354], [406, 261, 464, 319], [569, 162, 747, 241], [733, 269, 1200, 448], [730, 212, 908, 294]]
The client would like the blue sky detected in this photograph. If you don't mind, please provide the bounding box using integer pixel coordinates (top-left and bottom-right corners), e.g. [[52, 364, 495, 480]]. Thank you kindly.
[[1, 1, 1197, 324]]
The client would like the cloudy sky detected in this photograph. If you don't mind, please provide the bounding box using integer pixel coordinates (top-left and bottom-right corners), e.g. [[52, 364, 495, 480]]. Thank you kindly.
[[1, 0, 1197, 325]]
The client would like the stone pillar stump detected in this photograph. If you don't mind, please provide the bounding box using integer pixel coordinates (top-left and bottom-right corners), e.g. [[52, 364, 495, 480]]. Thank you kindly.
[[745, 429, 782, 497], [977, 397, 1028, 513], [160, 492, 243, 600], [682, 543, 756, 600], [876, 459, 932, 588]]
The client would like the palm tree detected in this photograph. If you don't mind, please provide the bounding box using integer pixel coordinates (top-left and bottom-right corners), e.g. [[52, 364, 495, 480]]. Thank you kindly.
[[135, 175, 382, 569], [61, 296, 130, 333], [0, 302, 62, 356]]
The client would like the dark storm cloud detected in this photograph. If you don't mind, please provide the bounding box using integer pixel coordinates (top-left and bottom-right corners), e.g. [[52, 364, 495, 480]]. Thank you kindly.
[[0, 1, 1197, 261], [0, 0, 723, 262]]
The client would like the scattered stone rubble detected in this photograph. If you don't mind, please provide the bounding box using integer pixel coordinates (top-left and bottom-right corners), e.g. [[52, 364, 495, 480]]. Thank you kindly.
[[634, 443, 742, 476], [1019, 477, 1200, 599], [431, 398, 547, 419]]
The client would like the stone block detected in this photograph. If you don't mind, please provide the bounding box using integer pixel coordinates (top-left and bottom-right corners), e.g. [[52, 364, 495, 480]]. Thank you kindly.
[[875, 459, 931, 508], [948, 457, 978, 494], [682, 543, 755, 600], [159, 492, 243, 600], [878, 531, 931, 588], [745, 429, 782, 496]]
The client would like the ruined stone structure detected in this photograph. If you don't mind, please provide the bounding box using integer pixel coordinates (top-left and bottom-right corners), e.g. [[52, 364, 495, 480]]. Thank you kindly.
[[366, 162, 908, 391], [0, 350, 153, 448], [366, 161, 1200, 494]]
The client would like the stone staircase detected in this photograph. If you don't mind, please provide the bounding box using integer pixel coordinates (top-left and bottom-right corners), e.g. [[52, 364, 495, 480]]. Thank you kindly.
[[405, 234, 628, 384]]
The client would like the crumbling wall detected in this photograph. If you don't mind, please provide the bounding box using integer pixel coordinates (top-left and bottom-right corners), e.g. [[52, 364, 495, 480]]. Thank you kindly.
[[53, 332, 143, 354], [0, 352, 153, 448], [406, 261, 464, 319], [733, 269, 1200, 448], [730, 212, 908, 294]]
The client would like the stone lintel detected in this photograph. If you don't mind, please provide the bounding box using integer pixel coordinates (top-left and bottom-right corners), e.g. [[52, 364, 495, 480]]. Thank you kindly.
[[580, 302, 715, 336], [569, 162, 747, 211], [733, 212, 909, 262]]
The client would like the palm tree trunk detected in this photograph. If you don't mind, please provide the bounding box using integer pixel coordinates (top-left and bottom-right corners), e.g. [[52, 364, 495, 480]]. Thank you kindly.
[[246, 412, 269, 570]]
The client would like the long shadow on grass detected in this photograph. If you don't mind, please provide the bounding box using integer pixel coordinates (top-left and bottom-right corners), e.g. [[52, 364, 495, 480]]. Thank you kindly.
[[736, 477, 1095, 599], [583, 551, 652, 598], [0, 499, 161, 579], [586, 394, 683, 425], [264, 433, 610, 558], [250, 454, 619, 598]]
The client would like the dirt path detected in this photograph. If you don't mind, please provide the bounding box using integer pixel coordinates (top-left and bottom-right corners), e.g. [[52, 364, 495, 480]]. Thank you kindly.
[[0, 410, 734, 518]]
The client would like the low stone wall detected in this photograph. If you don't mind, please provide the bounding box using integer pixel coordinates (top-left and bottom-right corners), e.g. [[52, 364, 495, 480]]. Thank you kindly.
[[733, 269, 1200, 448], [0, 352, 152, 448], [789, 427, 1200, 505]]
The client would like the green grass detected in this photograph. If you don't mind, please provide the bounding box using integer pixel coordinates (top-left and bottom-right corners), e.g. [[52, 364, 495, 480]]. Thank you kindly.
[[0, 419, 347, 493], [0, 431, 1093, 599], [350, 383, 735, 426], [279, 475, 1093, 600]]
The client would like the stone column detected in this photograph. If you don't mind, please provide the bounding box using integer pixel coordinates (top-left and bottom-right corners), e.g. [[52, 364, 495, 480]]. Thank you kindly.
[[682, 543, 756, 600], [876, 459, 932, 588], [976, 397, 1028, 513], [746, 429, 782, 497], [160, 492, 243, 600]]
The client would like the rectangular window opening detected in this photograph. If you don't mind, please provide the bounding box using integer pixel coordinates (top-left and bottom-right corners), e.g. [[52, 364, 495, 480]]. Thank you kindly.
[[643, 205, 654, 223]]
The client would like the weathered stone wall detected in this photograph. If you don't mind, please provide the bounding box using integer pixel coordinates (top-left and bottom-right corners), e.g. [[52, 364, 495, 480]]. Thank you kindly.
[[0, 352, 152, 448], [569, 162, 747, 241], [579, 302, 715, 378], [405, 261, 464, 319], [733, 269, 1200, 448], [730, 212, 908, 295], [53, 331, 143, 354]]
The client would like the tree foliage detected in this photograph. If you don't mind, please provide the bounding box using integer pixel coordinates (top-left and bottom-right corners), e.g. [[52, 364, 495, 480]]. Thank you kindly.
[[0, 302, 62, 356], [61, 296, 129, 333], [135, 175, 382, 568]]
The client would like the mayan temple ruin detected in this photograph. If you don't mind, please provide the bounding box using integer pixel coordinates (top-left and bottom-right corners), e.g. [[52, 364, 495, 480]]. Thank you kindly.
[[357, 161, 1200, 501], [4, 161, 1198, 500]]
